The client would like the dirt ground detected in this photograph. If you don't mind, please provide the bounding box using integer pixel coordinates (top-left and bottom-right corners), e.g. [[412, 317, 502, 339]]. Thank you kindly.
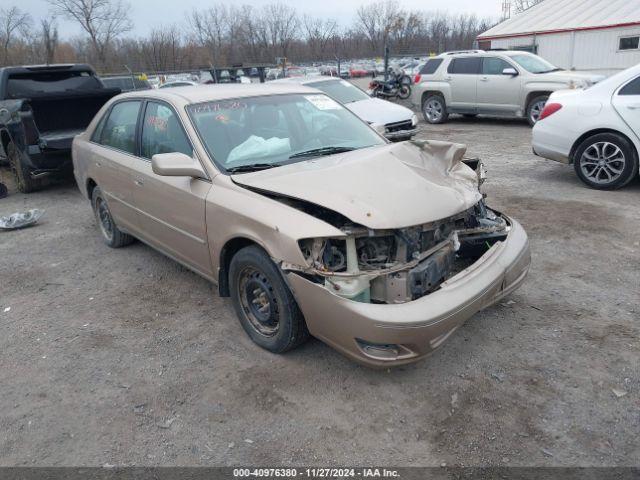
[[0, 107, 639, 467]]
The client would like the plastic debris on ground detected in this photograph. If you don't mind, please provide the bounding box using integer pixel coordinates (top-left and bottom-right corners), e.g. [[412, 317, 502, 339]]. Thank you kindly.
[[0, 209, 45, 230]]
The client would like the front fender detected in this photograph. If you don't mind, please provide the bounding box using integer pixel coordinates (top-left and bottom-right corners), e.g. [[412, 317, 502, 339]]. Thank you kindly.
[[206, 175, 346, 276]]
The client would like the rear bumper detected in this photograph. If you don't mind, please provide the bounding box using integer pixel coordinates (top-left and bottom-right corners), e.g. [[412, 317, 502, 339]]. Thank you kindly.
[[286, 218, 531, 368]]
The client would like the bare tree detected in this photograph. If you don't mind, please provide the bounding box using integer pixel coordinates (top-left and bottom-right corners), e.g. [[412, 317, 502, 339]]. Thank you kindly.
[[356, 0, 402, 54], [0, 6, 32, 65], [303, 16, 337, 61], [514, 0, 545, 13], [263, 3, 299, 60], [41, 18, 59, 64], [46, 0, 132, 68]]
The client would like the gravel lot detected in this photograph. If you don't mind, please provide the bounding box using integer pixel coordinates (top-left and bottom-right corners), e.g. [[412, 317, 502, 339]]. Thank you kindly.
[[0, 102, 639, 467]]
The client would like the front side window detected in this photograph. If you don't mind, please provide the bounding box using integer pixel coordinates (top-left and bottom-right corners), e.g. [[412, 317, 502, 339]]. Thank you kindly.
[[98, 101, 141, 155], [509, 54, 559, 74], [482, 57, 514, 75], [447, 58, 481, 75], [141, 102, 193, 159], [308, 79, 370, 104], [187, 94, 385, 172], [619, 36, 640, 51], [619, 77, 640, 96]]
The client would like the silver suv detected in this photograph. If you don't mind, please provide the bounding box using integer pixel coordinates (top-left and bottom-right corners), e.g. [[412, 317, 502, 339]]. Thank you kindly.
[[411, 50, 604, 126]]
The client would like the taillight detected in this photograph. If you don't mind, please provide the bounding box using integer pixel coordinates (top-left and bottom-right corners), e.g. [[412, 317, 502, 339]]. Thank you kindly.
[[538, 103, 562, 121], [414, 74, 421, 83]]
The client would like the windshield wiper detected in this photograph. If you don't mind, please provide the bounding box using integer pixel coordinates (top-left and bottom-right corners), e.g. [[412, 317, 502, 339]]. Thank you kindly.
[[289, 146, 356, 159], [226, 163, 279, 173]]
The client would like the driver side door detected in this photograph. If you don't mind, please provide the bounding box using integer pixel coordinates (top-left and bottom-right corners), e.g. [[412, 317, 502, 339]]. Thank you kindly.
[[129, 100, 214, 278]]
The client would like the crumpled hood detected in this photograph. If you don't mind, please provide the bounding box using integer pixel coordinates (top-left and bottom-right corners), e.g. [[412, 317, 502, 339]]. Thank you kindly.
[[231, 141, 482, 230], [346, 98, 414, 126]]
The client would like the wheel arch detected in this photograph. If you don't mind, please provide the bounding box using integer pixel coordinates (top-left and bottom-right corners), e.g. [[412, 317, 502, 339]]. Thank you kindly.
[[525, 91, 553, 110], [218, 237, 263, 297], [569, 128, 639, 165], [86, 178, 98, 200], [421, 89, 446, 105]]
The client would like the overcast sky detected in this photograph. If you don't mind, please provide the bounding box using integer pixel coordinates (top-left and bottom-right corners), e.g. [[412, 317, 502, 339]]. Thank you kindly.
[[16, 0, 502, 38]]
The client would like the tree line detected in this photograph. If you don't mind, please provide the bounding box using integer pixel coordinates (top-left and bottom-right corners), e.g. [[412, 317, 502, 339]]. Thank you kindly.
[[0, 0, 500, 74]]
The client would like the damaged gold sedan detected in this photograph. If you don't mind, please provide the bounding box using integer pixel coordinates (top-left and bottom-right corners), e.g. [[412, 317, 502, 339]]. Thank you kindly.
[[73, 84, 530, 367]]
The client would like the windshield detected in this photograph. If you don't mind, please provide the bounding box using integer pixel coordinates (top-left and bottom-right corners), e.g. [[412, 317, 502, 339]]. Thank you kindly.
[[7, 70, 103, 98], [308, 79, 370, 104], [188, 93, 385, 172], [509, 54, 560, 74]]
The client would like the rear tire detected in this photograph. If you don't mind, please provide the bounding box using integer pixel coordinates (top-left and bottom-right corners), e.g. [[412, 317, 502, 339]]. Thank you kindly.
[[397, 85, 411, 100], [91, 186, 134, 247], [229, 245, 310, 354], [7, 142, 41, 193], [573, 133, 638, 190], [422, 94, 449, 124], [526, 95, 549, 126]]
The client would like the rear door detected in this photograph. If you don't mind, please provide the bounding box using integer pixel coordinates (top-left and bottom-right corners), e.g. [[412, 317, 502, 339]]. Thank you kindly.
[[129, 100, 213, 277], [612, 75, 640, 139], [476, 57, 522, 113], [90, 100, 142, 233], [444, 57, 481, 110]]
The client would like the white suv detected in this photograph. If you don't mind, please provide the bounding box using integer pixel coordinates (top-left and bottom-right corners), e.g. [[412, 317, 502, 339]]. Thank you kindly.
[[411, 50, 604, 126]]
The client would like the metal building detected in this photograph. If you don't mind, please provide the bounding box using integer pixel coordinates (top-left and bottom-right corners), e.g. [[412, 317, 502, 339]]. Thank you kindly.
[[477, 0, 640, 75]]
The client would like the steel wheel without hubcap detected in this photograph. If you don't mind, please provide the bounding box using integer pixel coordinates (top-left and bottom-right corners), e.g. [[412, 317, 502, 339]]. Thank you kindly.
[[423, 98, 444, 123], [237, 267, 280, 337], [579, 141, 626, 186], [96, 196, 114, 242]]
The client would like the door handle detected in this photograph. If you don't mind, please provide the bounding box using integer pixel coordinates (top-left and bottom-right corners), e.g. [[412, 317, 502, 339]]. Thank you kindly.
[[627, 104, 640, 110], [480, 76, 489, 82], [444, 76, 452, 81], [134, 178, 144, 186]]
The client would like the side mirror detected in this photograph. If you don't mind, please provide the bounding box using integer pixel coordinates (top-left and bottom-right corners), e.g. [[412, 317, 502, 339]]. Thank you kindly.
[[151, 152, 206, 179], [503, 67, 519, 76]]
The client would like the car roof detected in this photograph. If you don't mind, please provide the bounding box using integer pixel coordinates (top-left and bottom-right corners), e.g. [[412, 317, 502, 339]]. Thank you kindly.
[[436, 50, 536, 58], [0, 63, 96, 74], [115, 83, 321, 105]]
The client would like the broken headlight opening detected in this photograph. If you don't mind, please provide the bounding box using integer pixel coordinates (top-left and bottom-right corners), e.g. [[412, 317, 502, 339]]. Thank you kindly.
[[292, 200, 509, 305]]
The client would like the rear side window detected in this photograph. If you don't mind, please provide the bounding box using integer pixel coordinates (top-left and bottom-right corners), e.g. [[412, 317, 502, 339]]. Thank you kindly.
[[482, 57, 513, 75], [98, 101, 141, 155], [6, 70, 102, 98], [420, 59, 443, 75], [447, 58, 481, 75], [619, 77, 640, 95], [141, 102, 193, 159]]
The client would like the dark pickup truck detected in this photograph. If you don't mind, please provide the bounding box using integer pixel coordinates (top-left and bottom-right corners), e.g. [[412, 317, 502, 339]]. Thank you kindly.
[[0, 64, 120, 192]]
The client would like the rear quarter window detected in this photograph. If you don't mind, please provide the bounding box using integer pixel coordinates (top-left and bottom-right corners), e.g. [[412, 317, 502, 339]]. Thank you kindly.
[[447, 58, 482, 75], [420, 59, 444, 75], [619, 76, 640, 95]]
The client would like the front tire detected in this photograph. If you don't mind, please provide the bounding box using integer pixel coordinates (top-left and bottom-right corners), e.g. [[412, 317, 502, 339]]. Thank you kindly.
[[91, 186, 134, 247], [526, 95, 549, 126], [422, 94, 448, 124], [7, 142, 41, 193], [229, 245, 309, 353], [573, 133, 638, 190]]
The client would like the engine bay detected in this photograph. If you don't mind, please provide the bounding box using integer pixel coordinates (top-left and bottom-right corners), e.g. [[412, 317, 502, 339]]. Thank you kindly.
[[295, 200, 510, 304]]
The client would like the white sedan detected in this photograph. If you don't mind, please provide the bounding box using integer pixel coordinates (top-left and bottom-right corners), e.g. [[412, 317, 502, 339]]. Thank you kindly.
[[272, 77, 418, 141], [533, 63, 640, 189]]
